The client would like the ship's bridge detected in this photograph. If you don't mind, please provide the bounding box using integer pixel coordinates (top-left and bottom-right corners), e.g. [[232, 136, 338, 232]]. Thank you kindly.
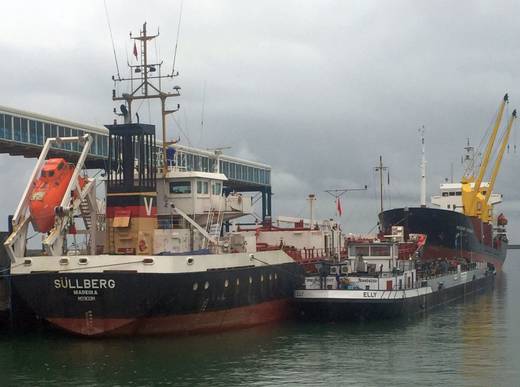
[[0, 105, 272, 217], [431, 182, 502, 213]]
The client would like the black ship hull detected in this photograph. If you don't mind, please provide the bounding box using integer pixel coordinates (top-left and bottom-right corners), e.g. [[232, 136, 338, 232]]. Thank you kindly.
[[379, 207, 507, 270], [11, 261, 303, 336]]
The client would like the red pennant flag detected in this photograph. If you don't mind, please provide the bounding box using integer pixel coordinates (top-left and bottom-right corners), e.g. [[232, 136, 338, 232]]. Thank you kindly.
[[336, 197, 343, 216], [133, 41, 138, 60]]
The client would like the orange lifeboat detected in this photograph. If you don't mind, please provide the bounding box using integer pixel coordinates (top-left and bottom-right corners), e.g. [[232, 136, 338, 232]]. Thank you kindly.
[[29, 158, 84, 233]]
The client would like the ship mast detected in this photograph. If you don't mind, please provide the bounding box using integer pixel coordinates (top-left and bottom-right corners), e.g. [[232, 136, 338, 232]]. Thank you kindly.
[[374, 156, 388, 214], [420, 126, 427, 207], [111, 22, 181, 175]]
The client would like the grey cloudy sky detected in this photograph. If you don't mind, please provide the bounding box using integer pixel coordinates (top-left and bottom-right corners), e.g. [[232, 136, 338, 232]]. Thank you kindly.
[[2, 0, 520, 240]]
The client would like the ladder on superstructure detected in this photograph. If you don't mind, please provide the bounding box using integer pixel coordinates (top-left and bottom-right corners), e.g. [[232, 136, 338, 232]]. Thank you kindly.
[[204, 204, 224, 249]]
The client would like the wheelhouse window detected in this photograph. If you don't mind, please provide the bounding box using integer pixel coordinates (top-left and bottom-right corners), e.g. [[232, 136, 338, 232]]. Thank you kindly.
[[201, 157, 209, 172], [169, 181, 191, 194], [212, 182, 222, 195], [186, 154, 194, 171], [177, 152, 186, 169], [197, 181, 209, 194], [349, 245, 370, 257], [370, 245, 391, 256]]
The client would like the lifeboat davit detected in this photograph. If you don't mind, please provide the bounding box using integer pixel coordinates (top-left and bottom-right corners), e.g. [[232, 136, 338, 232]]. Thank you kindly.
[[29, 158, 84, 233]]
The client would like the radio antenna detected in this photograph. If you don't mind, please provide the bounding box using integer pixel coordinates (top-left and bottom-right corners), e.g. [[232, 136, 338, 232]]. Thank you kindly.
[[103, 0, 121, 79], [171, 0, 184, 77], [374, 156, 389, 214], [112, 22, 181, 176], [200, 80, 206, 142]]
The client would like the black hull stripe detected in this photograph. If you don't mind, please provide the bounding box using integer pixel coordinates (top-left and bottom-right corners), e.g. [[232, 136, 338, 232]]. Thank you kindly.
[[11, 263, 304, 320]]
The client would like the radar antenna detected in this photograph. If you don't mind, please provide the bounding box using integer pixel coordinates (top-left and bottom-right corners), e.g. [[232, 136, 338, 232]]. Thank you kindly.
[[111, 22, 181, 176]]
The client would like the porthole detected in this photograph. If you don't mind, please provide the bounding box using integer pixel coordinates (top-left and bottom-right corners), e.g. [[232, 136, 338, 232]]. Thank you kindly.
[[204, 281, 209, 290], [187, 257, 194, 265], [193, 282, 198, 291], [249, 276, 253, 284], [236, 278, 240, 286], [224, 279, 229, 288], [78, 257, 89, 265], [59, 257, 69, 266]]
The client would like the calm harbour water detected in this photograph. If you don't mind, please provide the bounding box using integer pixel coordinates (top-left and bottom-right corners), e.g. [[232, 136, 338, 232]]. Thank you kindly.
[[1, 253, 519, 387]]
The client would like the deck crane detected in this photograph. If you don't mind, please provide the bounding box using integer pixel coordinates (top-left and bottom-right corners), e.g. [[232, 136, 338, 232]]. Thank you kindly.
[[461, 93, 514, 222], [479, 109, 517, 222]]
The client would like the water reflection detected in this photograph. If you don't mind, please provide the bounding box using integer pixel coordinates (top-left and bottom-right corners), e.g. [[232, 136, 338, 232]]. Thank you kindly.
[[458, 274, 505, 386], [0, 255, 519, 386], [2, 324, 291, 386]]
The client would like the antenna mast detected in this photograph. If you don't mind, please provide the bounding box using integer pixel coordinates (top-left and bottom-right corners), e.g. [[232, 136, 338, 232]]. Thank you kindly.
[[374, 156, 388, 214], [420, 126, 427, 207], [324, 187, 368, 200], [111, 22, 181, 176], [324, 186, 368, 216]]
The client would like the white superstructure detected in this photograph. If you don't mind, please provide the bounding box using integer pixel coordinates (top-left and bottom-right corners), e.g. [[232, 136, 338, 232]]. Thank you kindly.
[[431, 182, 502, 212]]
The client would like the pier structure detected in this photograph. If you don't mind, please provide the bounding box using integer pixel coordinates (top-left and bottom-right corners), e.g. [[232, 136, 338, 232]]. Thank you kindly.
[[0, 105, 273, 219], [0, 232, 9, 325]]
